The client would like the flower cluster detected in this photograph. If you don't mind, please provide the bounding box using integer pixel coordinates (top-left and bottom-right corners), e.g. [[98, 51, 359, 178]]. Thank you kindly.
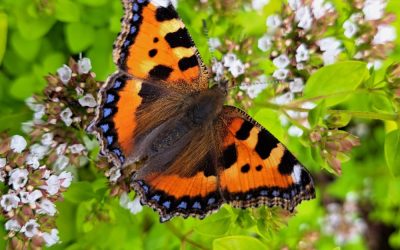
[[257, 0, 338, 96], [0, 135, 71, 248], [0, 57, 101, 249], [310, 127, 360, 174], [344, 0, 397, 69], [321, 192, 367, 245]]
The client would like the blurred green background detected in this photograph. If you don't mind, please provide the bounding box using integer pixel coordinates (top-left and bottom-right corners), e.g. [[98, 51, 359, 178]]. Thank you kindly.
[[1, 0, 400, 249]]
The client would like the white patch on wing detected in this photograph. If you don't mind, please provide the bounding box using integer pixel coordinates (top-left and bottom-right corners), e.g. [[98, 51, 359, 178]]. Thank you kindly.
[[151, 0, 177, 8], [291, 164, 302, 184]]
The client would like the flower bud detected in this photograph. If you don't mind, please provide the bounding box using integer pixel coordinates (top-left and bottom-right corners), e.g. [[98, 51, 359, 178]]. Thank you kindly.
[[386, 63, 400, 88]]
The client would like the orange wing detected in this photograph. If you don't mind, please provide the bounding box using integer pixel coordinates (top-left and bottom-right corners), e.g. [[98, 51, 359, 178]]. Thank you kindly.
[[114, 0, 208, 87], [218, 106, 315, 211], [132, 154, 222, 222]]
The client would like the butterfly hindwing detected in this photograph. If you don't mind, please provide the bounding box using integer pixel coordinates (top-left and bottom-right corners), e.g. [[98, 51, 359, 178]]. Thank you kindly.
[[218, 106, 315, 211], [114, 0, 208, 87], [132, 153, 223, 222]]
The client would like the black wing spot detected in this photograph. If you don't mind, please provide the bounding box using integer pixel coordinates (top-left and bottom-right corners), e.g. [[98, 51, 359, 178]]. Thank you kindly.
[[178, 55, 198, 71], [236, 120, 254, 140], [138, 83, 162, 104], [148, 49, 158, 58], [165, 28, 193, 48], [256, 165, 262, 171], [240, 164, 250, 173], [222, 144, 237, 169], [277, 149, 297, 175], [255, 130, 279, 160], [149, 65, 173, 80], [153, 37, 159, 43], [155, 5, 178, 21]]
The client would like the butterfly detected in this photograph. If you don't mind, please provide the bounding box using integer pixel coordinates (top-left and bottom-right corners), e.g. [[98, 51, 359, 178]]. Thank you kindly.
[[92, 0, 315, 222]]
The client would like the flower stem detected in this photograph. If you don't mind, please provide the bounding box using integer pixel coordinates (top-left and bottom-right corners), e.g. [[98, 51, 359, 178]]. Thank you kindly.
[[328, 110, 399, 121], [165, 222, 210, 250]]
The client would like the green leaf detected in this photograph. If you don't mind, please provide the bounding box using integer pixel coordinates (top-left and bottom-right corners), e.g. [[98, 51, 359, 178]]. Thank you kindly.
[[10, 32, 41, 61], [16, 6, 56, 40], [371, 94, 394, 113], [9, 73, 37, 100], [385, 129, 400, 177], [63, 182, 98, 203], [0, 12, 7, 65], [308, 100, 326, 128], [77, 0, 108, 7], [303, 61, 369, 107], [55, 0, 81, 22], [213, 236, 267, 250], [65, 22, 95, 53], [194, 208, 232, 237]]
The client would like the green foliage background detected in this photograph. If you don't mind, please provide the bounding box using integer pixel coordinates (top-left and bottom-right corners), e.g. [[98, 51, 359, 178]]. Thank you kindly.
[[0, 0, 400, 249]]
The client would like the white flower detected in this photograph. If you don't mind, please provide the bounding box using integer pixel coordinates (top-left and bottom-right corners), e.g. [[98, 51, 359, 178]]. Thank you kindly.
[[1, 193, 20, 211], [20, 219, 40, 238], [60, 108, 73, 126], [258, 34, 272, 52], [229, 60, 245, 78], [57, 65, 72, 84], [273, 54, 290, 69], [322, 49, 341, 65], [37, 199, 57, 216], [9, 168, 29, 190], [56, 143, 67, 155], [296, 6, 313, 30], [10, 135, 27, 153], [33, 105, 45, 121], [318, 37, 341, 51], [240, 75, 268, 99], [21, 121, 34, 134], [42, 229, 60, 247], [240, 83, 268, 99], [127, 196, 143, 214], [41, 133, 54, 146], [41, 175, 60, 195], [209, 38, 221, 50], [58, 171, 73, 188], [5, 219, 21, 232], [266, 15, 282, 32], [30, 144, 49, 160], [26, 154, 40, 169], [288, 125, 304, 137], [288, 0, 302, 10], [367, 60, 383, 70], [302, 102, 317, 110], [54, 155, 70, 171], [373, 25, 397, 45], [69, 144, 86, 154], [252, 0, 269, 10], [318, 37, 342, 65], [362, 0, 386, 21], [78, 57, 92, 74], [312, 0, 333, 19], [78, 94, 97, 108], [273, 92, 294, 105], [223, 53, 237, 68], [108, 167, 121, 182], [273, 68, 289, 80], [296, 63, 305, 70], [296, 44, 309, 62], [20, 190, 43, 204], [0, 158, 6, 168], [289, 78, 304, 93], [212, 61, 224, 79], [343, 20, 358, 38]]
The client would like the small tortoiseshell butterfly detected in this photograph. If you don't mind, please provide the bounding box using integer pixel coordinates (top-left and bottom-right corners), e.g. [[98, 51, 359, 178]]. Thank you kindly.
[[93, 0, 315, 222]]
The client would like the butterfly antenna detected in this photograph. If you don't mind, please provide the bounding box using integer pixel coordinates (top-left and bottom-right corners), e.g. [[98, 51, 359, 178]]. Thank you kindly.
[[202, 19, 215, 61]]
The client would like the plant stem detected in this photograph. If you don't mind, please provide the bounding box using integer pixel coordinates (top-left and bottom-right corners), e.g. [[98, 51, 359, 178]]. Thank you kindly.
[[165, 222, 210, 250], [328, 110, 399, 121]]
